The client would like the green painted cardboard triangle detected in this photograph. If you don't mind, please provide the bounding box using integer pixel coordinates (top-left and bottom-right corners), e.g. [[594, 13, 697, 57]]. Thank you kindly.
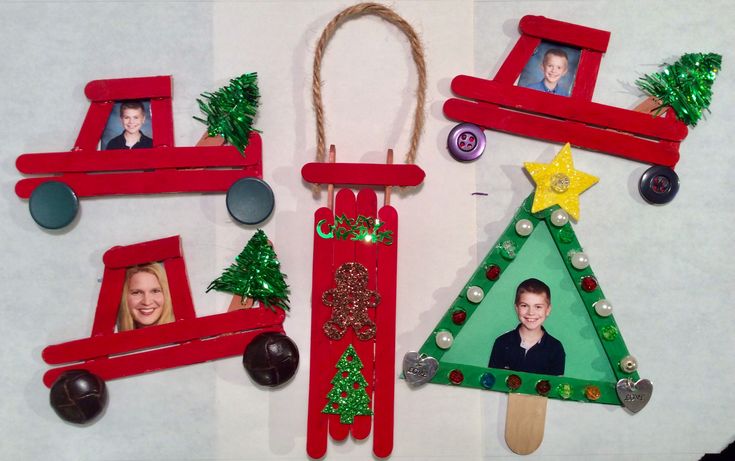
[[415, 193, 640, 405]]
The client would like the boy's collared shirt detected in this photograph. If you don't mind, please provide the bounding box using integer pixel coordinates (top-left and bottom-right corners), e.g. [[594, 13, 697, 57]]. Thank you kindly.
[[488, 324, 565, 376], [106, 132, 153, 150], [525, 80, 569, 97]]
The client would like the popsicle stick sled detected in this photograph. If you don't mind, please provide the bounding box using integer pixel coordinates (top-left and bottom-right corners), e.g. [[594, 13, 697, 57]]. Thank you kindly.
[[42, 235, 296, 421], [304, 153, 406, 459], [443, 15, 688, 204], [304, 4, 427, 456], [16, 76, 274, 229]]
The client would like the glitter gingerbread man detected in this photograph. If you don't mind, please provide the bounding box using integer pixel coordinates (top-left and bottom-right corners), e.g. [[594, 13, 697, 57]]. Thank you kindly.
[[322, 262, 380, 341]]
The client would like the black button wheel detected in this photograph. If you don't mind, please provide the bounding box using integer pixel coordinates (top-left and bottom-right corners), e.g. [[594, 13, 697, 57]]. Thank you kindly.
[[226, 177, 275, 225], [29, 181, 79, 229], [639, 166, 679, 204]]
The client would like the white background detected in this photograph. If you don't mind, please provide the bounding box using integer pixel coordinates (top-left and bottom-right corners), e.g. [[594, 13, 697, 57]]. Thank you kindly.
[[1, 1, 733, 460]]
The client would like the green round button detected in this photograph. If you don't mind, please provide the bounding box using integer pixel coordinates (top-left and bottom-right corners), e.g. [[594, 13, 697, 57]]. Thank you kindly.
[[29, 181, 79, 230], [226, 177, 275, 225]]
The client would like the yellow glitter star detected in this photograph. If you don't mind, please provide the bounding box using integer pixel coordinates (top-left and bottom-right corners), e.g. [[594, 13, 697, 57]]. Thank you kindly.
[[524, 143, 598, 221]]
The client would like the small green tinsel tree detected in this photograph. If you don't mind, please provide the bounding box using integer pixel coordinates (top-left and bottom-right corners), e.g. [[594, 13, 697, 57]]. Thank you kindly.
[[207, 230, 289, 311], [636, 52, 721, 126], [194, 72, 260, 155], [322, 345, 373, 424]]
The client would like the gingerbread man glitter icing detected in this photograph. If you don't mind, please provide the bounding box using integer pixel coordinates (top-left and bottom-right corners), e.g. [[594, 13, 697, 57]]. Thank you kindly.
[[322, 262, 380, 341]]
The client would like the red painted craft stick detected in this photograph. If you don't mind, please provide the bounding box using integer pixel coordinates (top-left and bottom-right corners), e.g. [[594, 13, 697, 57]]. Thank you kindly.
[[520, 15, 610, 52], [571, 49, 604, 101], [450, 75, 688, 141], [149, 98, 175, 148], [306, 207, 335, 459], [44, 308, 285, 365], [443, 98, 681, 167], [16, 168, 258, 199], [74, 102, 115, 151], [90, 267, 127, 337], [84, 76, 172, 102], [372, 205, 398, 458], [17, 133, 262, 174], [103, 235, 183, 269], [328, 188, 357, 441], [164, 257, 196, 321], [351, 188, 379, 440], [301, 163, 425, 187], [43, 324, 284, 387], [493, 35, 540, 85]]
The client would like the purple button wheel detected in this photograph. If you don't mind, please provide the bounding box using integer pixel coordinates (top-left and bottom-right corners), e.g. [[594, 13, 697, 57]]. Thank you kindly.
[[447, 123, 486, 161]]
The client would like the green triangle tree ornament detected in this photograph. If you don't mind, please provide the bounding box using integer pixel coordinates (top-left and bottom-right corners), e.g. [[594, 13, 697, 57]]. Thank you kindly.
[[207, 229, 290, 311], [403, 145, 652, 454], [322, 344, 373, 424]]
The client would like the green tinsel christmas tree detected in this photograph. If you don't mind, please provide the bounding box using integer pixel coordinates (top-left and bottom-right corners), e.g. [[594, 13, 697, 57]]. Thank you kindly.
[[207, 230, 289, 311], [636, 52, 721, 126], [195, 72, 260, 154], [322, 345, 373, 424]]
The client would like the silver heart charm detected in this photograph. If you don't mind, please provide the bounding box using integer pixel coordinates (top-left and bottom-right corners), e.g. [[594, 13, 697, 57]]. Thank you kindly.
[[402, 351, 438, 387], [616, 378, 653, 413]]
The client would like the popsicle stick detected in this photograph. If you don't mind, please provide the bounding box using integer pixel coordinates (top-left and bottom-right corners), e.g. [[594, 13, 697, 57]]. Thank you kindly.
[[73, 101, 114, 151], [372, 205, 398, 458], [505, 393, 547, 455], [328, 188, 357, 441], [306, 207, 335, 459], [351, 188, 379, 440], [195, 132, 226, 147], [43, 324, 284, 387], [45, 308, 284, 366], [633, 95, 669, 116], [384, 149, 393, 206], [327, 145, 336, 210]]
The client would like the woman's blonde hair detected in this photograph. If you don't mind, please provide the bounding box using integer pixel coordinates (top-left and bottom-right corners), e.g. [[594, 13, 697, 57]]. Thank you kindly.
[[117, 262, 175, 331]]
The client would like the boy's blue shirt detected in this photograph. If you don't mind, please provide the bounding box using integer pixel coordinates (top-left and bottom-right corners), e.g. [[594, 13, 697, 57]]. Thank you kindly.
[[525, 79, 569, 97]]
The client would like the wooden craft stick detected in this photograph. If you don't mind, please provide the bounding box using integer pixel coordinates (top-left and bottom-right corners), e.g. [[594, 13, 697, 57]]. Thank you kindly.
[[227, 295, 255, 312], [505, 393, 548, 455], [385, 149, 393, 206], [327, 145, 336, 210], [372, 205, 398, 458], [43, 324, 284, 387], [327, 188, 358, 441], [195, 132, 226, 147], [45, 308, 285, 366], [351, 188, 379, 440], [443, 98, 681, 167], [74, 101, 115, 151], [633, 95, 669, 116], [306, 207, 336, 458]]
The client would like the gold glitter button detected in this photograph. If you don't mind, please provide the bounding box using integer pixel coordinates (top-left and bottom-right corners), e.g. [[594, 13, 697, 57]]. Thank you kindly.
[[550, 173, 570, 193]]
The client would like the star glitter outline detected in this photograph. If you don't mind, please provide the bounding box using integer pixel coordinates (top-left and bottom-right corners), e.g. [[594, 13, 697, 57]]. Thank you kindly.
[[524, 143, 598, 221]]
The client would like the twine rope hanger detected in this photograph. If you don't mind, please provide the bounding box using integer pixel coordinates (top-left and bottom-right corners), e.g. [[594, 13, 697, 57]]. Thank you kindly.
[[312, 2, 427, 170]]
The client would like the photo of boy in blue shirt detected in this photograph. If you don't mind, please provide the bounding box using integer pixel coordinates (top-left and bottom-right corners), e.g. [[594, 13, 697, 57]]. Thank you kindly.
[[524, 48, 570, 96], [488, 278, 565, 375]]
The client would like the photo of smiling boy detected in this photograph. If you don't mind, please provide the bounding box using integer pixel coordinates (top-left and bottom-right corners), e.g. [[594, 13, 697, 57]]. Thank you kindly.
[[488, 278, 565, 375], [524, 48, 570, 96], [105, 101, 153, 150]]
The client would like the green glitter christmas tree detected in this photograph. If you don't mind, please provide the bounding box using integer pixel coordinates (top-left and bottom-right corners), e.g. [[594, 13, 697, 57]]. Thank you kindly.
[[195, 72, 260, 154], [322, 345, 373, 424], [636, 52, 721, 126], [207, 230, 289, 311]]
